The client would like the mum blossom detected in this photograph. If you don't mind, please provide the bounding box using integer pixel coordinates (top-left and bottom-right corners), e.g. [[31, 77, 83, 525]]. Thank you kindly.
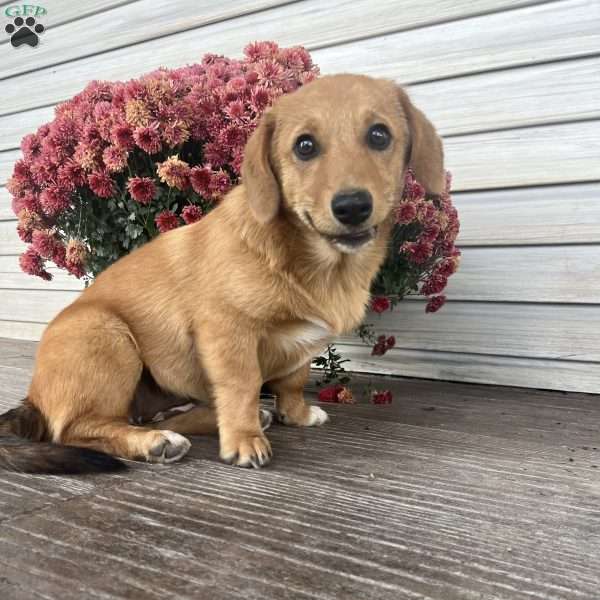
[[157, 156, 190, 190], [155, 210, 180, 233], [426, 295, 447, 313], [181, 204, 203, 224], [127, 177, 156, 205], [370, 296, 391, 314]]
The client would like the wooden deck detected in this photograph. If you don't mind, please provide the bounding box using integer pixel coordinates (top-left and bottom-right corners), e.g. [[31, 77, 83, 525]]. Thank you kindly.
[[0, 337, 599, 599]]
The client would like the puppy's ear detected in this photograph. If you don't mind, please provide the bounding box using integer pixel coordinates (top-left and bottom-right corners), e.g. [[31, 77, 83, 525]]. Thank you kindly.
[[397, 88, 445, 195], [241, 110, 280, 223]]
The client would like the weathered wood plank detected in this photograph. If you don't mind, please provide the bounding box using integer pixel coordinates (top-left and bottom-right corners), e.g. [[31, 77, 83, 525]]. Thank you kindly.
[[2, 235, 599, 303], [315, 0, 600, 84], [0, 188, 13, 220], [336, 346, 600, 394], [408, 55, 600, 136], [0, 320, 46, 341], [454, 183, 600, 246], [4, 55, 600, 154], [0, 0, 135, 44], [3, 121, 599, 191], [0, 0, 576, 115], [340, 301, 600, 362], [0, 402, 598, 600], [445, 121, 600, 190], [0, 289, 599, 362]]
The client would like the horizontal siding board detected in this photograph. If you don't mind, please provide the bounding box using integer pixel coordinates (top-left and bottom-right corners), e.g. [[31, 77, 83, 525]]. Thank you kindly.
[[3, 121, 599, 190], [0, 256, 84, 291], [315, 0, 600, 84], [335, 347, 600, 394], [0, 320, 46, 341], [1, 0, 289, 78], [0, 0, 544, 81], [0, 1, 575, 115], [4, 183, 600, 246], [443, 245, 600, 303], [407, 56, 600, 136], [445, 121, 600, 191], [0, 290, 598, 362], [340, 301, 600, 362], [0, 0, 138, 46], [4, 56, 600, 153], [0, 220, 24, 254], [454, 183, 600, 246]]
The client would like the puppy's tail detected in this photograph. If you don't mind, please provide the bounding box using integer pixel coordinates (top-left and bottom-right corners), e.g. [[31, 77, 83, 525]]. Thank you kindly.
[[0, 400, 126, 475]]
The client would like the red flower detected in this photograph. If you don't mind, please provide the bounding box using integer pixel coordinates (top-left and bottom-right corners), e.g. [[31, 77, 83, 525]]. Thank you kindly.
[[127, 177, 156, 205], [39, 185, 71, 215], [88, 170, 115, 198], [189, 166, 212, 196], [371, 296, 391, 314], [181, 205, 203, 224], [155, 210, 180, 233], [19, 248, 51, 281], [396, 201, 417, 224], [386, 336, 396, 349], [133, 125, 162, 154], [426, 295, 446, 313], [403, 240, 433, 264], [317, 385, 353, 403], [421, 273, 448, 296], [111, 123, 135, 150], [31, 229, 62, 260], [371, 390, 393, 405]]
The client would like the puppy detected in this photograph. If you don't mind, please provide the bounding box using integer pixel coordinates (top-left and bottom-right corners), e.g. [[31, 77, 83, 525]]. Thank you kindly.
[[0, 74, 444, 473]]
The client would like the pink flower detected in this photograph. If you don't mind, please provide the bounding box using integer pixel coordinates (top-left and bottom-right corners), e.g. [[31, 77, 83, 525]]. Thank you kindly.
[[209, 169, 231, 197], [426, 295, 446, 313], [127, 177, 156, 204], [396, 201, 417, 224], [371, 390, 393, 405], [31, 229, 62, 260], [102, 146, 129, 172], [156, 156, 190, 190], [16, 209, 43, 242], [403, 240, 433, 264], [133, 125, 162, 154], [19, 248, 51, 281], [58, 160, 87, 190], [189, 166, 212, 196], [39, 185, 71, 215], [317, 385, 353, 403], [421, 273, 448, 296], [65, 239, 87, 278], [244, 41, 280, 61], [88, 171, 115, 198], [434, 257, 459, 278], [111, 123, 135, 150], [181, 204, 203, 224], [155, 210, 180, 233], [371, 296, 391, 314]]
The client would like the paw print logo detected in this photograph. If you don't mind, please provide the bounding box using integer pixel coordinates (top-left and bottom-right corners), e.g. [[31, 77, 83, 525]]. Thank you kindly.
[[5, 16, 45, 47]]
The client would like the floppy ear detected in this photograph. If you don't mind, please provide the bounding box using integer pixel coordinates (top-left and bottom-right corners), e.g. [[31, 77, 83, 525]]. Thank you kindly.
[[241, 110, 281, 223], [397, 88, 445, 195]]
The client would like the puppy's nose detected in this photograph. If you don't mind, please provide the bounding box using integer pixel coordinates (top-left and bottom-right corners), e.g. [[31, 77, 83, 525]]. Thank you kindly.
[[331, 189, 373, 226]]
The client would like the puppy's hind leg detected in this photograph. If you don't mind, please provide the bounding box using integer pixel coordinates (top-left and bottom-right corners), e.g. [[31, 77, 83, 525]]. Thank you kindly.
[[31, 309, 191, 464], [268, 362, 329, 427]]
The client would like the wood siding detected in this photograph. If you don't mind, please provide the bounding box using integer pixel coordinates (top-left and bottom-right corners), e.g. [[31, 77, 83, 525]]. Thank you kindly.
[[0, 0, 599, 391]]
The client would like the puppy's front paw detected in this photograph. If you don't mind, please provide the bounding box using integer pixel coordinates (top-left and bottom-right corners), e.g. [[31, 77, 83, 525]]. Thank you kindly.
[[148, 430, 191, 464], [220, 431, 272, 468], [276, 404, 329, 427], [306, 405, 329, 426]]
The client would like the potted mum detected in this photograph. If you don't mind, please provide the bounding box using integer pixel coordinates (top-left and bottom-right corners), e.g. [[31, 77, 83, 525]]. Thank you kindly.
[[8, 42, 460, 403]]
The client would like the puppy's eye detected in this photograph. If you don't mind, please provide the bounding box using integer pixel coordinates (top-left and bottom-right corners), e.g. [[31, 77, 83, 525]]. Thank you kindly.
[[367, 124, 392, 151], [294, 134, 319, 160]]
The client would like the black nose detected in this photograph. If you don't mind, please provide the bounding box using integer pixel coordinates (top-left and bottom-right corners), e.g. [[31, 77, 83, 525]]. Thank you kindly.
[[331, 189, 373, 226]]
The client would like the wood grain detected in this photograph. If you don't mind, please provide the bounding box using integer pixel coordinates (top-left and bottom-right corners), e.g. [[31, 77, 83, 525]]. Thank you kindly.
[[454, 183, 600, 246], [0, 344, 598, 600], [315, 0, 600, 84], [0, 0, 573, 115]]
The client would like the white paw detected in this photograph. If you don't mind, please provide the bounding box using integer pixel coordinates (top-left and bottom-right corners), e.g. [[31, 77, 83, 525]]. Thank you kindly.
[[259, 408, 273, 431], [148, 430, 191, 464], [306, 405, 329, 426]]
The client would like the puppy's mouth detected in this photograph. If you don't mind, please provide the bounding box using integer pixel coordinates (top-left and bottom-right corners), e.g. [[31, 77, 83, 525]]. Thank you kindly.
[[304, 212, 377, 250]]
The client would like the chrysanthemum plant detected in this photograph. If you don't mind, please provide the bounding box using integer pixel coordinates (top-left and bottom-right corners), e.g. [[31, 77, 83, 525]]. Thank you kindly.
[[9, 42, 460, 404]]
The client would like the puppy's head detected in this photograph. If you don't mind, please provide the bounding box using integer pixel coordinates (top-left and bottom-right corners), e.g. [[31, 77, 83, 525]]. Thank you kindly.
[[242, 74, 444, 253]]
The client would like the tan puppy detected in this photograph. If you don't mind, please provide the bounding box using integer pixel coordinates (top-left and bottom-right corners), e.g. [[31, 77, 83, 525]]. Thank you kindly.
[[0, 74, 444, 473]]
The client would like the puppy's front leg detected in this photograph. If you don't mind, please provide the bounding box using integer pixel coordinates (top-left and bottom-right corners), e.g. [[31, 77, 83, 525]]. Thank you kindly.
[[198, 328, 271, 468], [269, 362, 329, 427]]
